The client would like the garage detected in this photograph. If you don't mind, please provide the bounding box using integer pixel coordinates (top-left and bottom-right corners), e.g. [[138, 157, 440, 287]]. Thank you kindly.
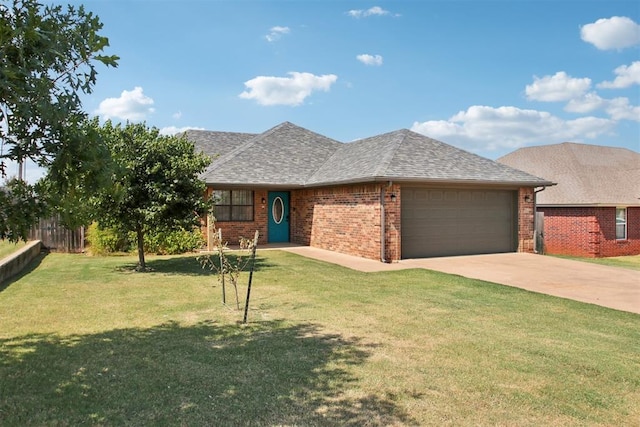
[[401, 187, 517, 258]]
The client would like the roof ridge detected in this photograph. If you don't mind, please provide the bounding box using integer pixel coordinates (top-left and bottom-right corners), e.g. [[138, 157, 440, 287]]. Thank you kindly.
[[372, 129, 407, 177]]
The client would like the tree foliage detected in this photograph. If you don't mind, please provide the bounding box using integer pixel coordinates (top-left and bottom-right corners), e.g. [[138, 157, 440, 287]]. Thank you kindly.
[[95, 121, 211, 270], [0, 0, 118, 240]]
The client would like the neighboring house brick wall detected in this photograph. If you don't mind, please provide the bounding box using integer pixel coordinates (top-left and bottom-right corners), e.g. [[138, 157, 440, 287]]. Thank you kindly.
[[539, 206, 640, 257], [291, 184, 384, 261]]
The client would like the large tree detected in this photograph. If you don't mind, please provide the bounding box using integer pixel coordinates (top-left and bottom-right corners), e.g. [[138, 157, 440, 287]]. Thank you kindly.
[[96, 121, 211, 271], [0, 0, 118, 240]]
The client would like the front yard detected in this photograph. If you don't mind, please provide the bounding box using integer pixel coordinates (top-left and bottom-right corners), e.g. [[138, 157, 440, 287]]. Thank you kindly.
[[1, 251, 638, 425]]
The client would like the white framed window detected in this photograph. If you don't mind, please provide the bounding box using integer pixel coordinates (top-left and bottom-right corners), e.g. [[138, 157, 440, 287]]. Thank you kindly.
[[616, 207, 627, 240]]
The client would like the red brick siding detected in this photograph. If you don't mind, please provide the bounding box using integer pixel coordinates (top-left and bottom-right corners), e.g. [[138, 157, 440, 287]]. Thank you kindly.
[[384, 184, 401, 261], [203, 188, 268, 248], [518, 187, 535, 253], [539, 206, 640, 257], [291, 184, 384, 260]]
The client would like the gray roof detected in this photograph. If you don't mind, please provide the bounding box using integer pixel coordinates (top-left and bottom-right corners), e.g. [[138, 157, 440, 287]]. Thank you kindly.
[[197, 122, 341, 187], [188, 122, 552, 188], [498, 142, 640, 206], [308, 129, 550, 186], [185, 129, 257, 158]]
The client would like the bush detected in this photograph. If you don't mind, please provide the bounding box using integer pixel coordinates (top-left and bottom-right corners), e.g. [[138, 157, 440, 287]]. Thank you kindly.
[[86, 222, 132, 255], [144, 227, 205, 255], [86, 223, 204, 256]]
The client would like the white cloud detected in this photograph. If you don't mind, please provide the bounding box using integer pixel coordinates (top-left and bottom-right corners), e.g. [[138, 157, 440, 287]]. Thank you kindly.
[[564, 92, 606, 113], [159, 126, 205, 136], [265, 26, 290, 42], [525, 72, 591, 102], [356, 54, 383, 66], [347, 6, 394, 18], [95, 86, 155, 121], [580, 16, 640, 50], [605, 97, 640, 122], [411, 105, 615, 152], [172, 111, 183, 120], [598, 61, 640, 89], [239, 72, 338, 106]]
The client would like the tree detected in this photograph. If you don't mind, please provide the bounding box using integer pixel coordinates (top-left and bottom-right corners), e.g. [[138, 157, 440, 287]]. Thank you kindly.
[[95, 121, 211, 271], [0, 0, 118, 240]]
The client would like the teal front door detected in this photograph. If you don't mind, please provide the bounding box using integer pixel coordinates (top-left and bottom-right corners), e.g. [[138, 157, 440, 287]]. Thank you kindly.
[[268, 192, 290, 243]]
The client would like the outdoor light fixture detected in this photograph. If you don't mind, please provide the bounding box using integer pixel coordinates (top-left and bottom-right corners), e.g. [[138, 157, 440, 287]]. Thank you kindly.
[[524, 195, 532, 203], [261, 197, 266, 205], [390, 193, 397, 202]]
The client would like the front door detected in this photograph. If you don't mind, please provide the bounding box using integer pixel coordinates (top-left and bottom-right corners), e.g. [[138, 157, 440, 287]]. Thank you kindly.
[[268, 191, 289, 243]]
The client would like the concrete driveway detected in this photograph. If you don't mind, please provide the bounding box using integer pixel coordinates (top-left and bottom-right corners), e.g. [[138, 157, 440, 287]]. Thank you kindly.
[[279, 246, 640, 314]]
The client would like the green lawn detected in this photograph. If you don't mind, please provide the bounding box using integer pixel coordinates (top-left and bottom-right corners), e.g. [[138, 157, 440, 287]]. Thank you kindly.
[[554, 254, 640, 271], [0, 239, 28, 260], [1, 251, 638, 426]]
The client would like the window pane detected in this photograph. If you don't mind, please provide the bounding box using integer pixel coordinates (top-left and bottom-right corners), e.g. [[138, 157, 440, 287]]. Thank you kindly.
[[214, 190, 230, 205], [616, 208, 626, 224], [214, 206, 230, 221], [616, 224, 626, 240], [232, 190, 252, 205], [232, 206, 253, 221]]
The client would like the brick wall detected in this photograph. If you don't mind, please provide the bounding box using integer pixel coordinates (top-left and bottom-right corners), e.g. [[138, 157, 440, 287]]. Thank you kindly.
[[518, 187, 536, 253], [291, 184, 385, 260], [539, 206, 640, 257]]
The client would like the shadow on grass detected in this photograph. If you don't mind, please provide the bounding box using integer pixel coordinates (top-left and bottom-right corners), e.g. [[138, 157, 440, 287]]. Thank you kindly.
[[116, 254, 276, 276], [0, 252, 48, 294], [0, 320, 414, 426]]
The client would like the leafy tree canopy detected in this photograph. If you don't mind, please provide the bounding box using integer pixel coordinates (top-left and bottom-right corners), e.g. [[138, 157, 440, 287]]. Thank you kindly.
[[0, 0, 118, 240], [95, 121, 211, 270]]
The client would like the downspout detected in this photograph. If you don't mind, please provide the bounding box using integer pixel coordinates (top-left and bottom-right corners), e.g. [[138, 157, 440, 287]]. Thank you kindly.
[[380, 185, 386, 263]]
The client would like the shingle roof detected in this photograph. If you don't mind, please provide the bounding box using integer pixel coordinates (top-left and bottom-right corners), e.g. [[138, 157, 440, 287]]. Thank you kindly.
[[498, 142, 640, 206], [308, 129, 550, 186], [185, 129, 257, 158], [197, 122, 341, 187], [188, 122, 552, 188]]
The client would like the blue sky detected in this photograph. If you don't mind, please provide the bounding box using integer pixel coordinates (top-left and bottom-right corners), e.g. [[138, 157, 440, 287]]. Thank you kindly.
[[11, 0, 640, 182]]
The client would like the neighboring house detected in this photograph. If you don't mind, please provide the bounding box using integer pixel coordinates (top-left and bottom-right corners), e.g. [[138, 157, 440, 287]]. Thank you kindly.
[[185, 122, 552, 262], [498, 142, 640, 258]]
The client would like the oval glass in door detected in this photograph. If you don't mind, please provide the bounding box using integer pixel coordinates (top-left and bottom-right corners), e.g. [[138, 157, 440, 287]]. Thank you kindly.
[[272, 196, 284, 224]]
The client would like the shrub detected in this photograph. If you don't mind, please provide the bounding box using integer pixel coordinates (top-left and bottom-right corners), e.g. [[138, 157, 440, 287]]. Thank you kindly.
[[86, 223, 204, 256], [86, 222, 132, 255]]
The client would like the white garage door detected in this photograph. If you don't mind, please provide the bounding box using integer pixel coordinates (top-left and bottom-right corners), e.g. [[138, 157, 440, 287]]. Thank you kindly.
[[401, 188, 517, 258]]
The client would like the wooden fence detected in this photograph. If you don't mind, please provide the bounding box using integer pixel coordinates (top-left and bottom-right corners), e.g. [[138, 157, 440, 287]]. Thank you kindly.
[[28, 216, 84, 253]]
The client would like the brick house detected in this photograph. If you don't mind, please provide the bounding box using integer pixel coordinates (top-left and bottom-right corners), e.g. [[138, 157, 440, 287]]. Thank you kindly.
[[186, 122, 552, 262], [498, 142, 640, 258]]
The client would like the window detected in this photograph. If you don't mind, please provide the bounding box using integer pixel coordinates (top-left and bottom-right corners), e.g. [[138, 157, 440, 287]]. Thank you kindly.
[[213, 190, 254, 221], [616, 207, 627, 240]]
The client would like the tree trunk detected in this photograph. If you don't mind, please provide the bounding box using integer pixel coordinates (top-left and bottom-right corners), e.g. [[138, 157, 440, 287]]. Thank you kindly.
[[136, 225, 146, 271]]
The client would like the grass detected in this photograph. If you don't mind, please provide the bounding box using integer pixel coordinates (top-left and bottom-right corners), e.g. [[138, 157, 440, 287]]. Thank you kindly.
[[0, 239, 28, 260], [1, 251, 639, 426], [553, 254, 640, 271]]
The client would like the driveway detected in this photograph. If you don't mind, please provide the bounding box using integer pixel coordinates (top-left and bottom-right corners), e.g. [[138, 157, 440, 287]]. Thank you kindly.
[[279, 247, 640, 314]]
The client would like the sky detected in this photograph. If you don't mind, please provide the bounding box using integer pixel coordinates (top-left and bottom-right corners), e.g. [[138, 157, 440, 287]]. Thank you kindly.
[[8, 0, 640, 183]]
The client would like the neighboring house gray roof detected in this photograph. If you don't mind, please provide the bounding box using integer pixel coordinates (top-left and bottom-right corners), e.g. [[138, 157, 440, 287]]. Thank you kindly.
[[498, 142, 640, 206], [189, 122, 553, 188]]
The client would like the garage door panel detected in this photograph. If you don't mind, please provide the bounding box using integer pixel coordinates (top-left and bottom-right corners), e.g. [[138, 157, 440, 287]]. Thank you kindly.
[[401, 188, 516, 258]]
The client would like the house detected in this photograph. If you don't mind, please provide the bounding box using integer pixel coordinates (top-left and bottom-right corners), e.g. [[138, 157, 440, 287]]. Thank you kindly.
[[498, 142, 640, 258], [186, 122, 552, 262]]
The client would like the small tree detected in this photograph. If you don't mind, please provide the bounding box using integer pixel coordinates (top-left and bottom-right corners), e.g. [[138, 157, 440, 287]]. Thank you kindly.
[[199, 221, 258, 312], [95, 121, 211, 270]]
